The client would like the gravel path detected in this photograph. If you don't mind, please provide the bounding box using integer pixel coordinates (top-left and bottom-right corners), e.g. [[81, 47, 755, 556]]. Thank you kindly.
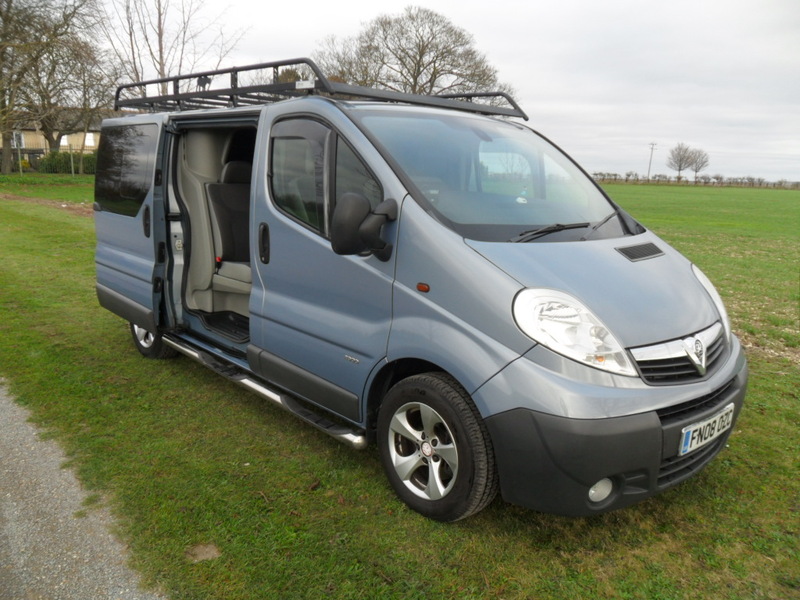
[[0, 380, 167, 600]]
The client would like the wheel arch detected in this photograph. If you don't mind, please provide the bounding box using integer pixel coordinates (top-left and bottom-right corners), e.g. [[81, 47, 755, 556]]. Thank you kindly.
[[364, 357, 453, 442], [374, 369, 499, 521]]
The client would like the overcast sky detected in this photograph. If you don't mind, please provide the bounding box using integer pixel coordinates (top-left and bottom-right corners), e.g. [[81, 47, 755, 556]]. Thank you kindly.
[[205, 0, 798, 182]]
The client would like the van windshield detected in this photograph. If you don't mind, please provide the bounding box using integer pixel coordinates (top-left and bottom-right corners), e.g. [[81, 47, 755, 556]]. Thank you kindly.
[[356, 108, 622, 242]]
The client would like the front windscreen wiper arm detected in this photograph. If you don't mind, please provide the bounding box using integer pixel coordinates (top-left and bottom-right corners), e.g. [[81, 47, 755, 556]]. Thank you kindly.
[[509, 222, 590, 243], [580, 211, 620, 241]]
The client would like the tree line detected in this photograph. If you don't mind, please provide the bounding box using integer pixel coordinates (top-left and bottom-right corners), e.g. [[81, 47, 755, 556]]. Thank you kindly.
[[0, 0, 241, 173], [593, 142, 796, 188], [1, 2, 518, 174], [592, 172, 797, 189], [1, 2, 793, 186]]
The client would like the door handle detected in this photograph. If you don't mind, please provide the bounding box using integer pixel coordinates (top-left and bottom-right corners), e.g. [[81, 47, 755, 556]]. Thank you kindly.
[[143, 206, 151, 238], [258, 222, 270, 264]]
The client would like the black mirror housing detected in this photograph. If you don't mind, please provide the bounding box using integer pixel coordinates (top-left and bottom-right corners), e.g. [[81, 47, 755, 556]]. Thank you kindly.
[[331, 193, 372, 255], [331, 194, 398, 261]]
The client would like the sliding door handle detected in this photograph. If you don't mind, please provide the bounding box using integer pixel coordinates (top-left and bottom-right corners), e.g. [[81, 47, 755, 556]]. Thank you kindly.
[[258, 222, 270, 264]]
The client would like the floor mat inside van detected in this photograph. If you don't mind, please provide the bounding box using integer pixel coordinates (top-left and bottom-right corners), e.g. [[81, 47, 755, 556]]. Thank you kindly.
[[199, 311, 249, 343]]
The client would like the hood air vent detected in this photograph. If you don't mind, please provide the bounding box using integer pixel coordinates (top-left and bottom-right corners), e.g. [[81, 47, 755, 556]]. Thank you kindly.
[[616, 242, 664, 262]]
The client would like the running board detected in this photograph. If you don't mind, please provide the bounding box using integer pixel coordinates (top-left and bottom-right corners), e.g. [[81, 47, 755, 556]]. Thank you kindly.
[[162, 336, 368, 450]]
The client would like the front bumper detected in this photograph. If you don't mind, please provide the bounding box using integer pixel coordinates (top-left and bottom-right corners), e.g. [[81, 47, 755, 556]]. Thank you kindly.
[[479, 339, 748, 516]]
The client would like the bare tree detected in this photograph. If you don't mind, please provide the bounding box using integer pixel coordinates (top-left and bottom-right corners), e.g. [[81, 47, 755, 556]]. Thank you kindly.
[[102, 0, 243, 92], [22, 36, 88, 151], [20, 34, 118, 172], [689, 148, 710, 183], [0, 0, 94, 173], [314, 6, 512, 96], [73, 49, 122, 173], [666, 143, 694, 183]]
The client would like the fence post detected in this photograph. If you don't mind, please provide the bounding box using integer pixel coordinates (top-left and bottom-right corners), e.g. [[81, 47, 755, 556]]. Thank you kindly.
[[69, 145, 75, 176]]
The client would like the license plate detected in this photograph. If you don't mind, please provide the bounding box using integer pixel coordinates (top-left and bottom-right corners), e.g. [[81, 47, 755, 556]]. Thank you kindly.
[[679, 402, 735, 456]]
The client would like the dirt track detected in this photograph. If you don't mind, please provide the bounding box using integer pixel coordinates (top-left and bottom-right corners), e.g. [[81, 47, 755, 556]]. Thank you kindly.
[[0, 380, 166, 599], [0, 194, 94, 217]]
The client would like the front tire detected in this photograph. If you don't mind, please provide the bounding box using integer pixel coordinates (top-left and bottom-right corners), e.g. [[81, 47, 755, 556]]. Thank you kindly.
[[129, 323, 178, 359], [377, 372, 498, 521]]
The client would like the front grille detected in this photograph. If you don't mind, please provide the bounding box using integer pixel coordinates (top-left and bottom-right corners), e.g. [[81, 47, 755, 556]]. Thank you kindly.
[[655, 378, 736, 426], [637, 334, 725, 383], [631, 322, 726, 385], [658, 437, 725, 488]]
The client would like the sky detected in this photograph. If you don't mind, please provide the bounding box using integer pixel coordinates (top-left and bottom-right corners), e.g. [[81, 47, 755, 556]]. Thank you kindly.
[[198, 0, 799, 182]]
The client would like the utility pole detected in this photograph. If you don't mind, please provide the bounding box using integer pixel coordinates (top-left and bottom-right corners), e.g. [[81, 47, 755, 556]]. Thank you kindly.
[[647, 143, 657, 181]]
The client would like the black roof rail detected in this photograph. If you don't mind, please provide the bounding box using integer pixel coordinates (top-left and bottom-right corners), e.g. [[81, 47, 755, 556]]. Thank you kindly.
[[113, 57, 529, 121]]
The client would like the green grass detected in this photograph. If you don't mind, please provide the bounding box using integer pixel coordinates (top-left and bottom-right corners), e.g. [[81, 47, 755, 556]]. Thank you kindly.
[[0, 172, 94, 203], [604, 184, 800, 354], [0, 184, 798, 599]]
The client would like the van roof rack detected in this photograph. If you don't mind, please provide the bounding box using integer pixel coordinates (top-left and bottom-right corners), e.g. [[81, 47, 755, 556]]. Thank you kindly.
[[113, 57, 529, 121]]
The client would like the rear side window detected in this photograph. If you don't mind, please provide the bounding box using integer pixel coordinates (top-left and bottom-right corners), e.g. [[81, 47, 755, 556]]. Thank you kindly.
[[95, 124, 159, 216]]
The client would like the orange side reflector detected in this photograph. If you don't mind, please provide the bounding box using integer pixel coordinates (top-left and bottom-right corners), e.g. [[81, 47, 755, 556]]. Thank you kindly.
[[416, 282, 431, 293]]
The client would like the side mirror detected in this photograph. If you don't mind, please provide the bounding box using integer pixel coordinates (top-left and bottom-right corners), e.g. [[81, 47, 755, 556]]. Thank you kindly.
[[331, 194, 398, 261]]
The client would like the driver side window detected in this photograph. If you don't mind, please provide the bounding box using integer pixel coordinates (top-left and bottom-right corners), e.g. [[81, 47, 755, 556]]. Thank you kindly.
[[335, 139, 382, 209], [270, 119, 327, 234], [269, 118, 381, 238]]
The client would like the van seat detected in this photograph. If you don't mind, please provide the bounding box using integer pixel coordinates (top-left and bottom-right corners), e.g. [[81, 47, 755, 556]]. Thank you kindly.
[[206, 161, 252, 296]]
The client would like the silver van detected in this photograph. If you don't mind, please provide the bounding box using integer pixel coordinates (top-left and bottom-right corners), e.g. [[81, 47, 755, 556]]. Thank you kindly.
[[94, 59, 747, 521]]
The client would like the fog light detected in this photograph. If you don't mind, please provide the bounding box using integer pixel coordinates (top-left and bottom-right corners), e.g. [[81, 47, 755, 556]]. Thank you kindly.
[[588, 478, 614, 503]]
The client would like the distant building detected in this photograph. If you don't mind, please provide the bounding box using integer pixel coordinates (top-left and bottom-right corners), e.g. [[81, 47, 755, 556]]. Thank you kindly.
[[0, 109, 114, 170]]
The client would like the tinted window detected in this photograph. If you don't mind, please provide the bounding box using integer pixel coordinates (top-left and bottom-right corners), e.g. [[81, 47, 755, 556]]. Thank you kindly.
[[95, 124, 158, 217]]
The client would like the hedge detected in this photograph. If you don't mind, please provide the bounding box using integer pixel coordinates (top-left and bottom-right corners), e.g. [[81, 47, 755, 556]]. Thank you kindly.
[[36, 151, 97, 175]]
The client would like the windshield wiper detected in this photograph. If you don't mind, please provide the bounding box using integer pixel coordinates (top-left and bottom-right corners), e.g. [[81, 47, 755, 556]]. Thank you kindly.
[[508, 222, 590, 243], [580, 211, 620, 241]]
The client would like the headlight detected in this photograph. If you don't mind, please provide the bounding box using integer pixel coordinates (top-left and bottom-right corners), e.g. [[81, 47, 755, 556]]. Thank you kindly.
[[513, 288, 637, 377], [692, 265, 732, 343]]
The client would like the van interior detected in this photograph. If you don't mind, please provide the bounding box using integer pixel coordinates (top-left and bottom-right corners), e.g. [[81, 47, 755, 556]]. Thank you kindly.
[[171, 123, 258, 344]]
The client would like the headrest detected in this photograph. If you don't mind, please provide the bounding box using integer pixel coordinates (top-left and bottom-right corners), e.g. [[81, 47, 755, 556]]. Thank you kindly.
[[220, 161, 252, 184]]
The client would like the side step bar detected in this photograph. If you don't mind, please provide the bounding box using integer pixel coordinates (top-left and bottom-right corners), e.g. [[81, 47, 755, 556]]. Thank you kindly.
[[162, 336, 368, 450]]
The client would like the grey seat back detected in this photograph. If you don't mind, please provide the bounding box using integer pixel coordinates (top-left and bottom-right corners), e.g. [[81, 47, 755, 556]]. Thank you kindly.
[[206, 161, 251, 264]]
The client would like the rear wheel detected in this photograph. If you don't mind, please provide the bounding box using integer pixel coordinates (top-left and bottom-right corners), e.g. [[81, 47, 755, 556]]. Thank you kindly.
[[129, 323, 178, 359], [377, 372, 498, 521]]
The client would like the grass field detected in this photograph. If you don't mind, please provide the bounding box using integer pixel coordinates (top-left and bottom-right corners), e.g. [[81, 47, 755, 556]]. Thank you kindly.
[[0, 178, 798, 599], [0, 173, 94, 203]]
